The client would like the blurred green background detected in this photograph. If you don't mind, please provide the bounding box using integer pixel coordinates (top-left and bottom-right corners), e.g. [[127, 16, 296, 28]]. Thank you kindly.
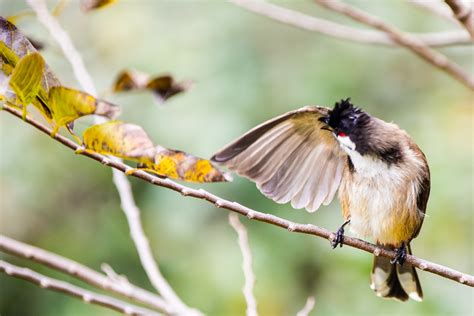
[[0, 0, 473, 315]]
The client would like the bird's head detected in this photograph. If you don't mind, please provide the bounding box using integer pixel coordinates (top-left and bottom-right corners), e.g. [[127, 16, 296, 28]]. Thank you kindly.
[[319, 98, 371, 153]]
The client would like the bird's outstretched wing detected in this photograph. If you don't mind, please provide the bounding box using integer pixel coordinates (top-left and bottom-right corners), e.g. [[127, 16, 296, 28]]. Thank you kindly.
[[211, 106, 346, 212]]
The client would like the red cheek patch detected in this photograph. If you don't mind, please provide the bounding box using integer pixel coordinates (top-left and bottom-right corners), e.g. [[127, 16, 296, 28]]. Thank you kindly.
[[338, 132, 347, 137]]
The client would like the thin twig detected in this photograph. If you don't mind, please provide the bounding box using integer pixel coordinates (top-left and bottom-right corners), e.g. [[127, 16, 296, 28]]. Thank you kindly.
[[0, 234, 172, 314], [2, 104, 473, 288], [229, 0, 471, 47], [445, 0, 474, 38], [0, 260, 161, 316], [296, 296, 315, 316], [228, 214, 258, 316], [27, 1, 198, 314], [314, 0, 474, 90]]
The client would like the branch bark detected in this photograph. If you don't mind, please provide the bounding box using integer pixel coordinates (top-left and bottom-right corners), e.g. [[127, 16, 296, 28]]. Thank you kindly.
[[27, 1, 199, 314], [228, 214, 258, 316], [314, 0, 474, 90], [2, 104, 473, 288], [408, 0, 459, 25], [229, 0, 472, 47], [445, 0, 474, 38], [0, 234, 172, 314], [0, 260, 161, 316]]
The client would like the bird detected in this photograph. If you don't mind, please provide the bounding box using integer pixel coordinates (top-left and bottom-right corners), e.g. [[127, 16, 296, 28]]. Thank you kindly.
[[211, 98, 430, 302]]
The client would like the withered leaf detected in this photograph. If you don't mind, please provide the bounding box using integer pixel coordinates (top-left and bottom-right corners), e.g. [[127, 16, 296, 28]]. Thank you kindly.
[[113, 70, 147, 92], [146, 75, 192, 103], [83, 121, 155, 162], [81, 0, 117, 12], [49, 86, 121, 136], [138, 146, 231, 183], [9, 52, 45, 113], [112, 69, 192, 104]]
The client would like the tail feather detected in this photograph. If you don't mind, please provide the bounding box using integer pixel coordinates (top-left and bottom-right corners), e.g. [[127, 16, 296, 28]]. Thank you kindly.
[[371, 244, 423, 302]]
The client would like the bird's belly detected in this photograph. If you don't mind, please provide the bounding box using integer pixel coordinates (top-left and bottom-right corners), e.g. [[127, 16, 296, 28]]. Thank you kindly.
[[340, 171, 421, 247]]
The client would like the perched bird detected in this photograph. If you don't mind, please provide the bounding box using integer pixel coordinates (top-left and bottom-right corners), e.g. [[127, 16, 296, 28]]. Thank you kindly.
[[211, 98, 430, 302]]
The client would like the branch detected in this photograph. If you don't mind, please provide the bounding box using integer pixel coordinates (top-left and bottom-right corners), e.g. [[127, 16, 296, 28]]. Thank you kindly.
[[296, 296, 315, 316], [0, 260, 161, 316], [27, 1, 199, 314], [228, 214, 257, 316], [0, 234, 172, 314], [2, 104, 473, 288], [314, 0, 474, 90], [228, 0, 472, 47], [445, 0, 474, 38]]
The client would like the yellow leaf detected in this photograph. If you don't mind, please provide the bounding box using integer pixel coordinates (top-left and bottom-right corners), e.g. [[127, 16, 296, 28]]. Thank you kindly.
[[49, 86, 120, 136], [9, 52, 45, 107], [83, 121, 155, 162], [139, 146, 231, 183]]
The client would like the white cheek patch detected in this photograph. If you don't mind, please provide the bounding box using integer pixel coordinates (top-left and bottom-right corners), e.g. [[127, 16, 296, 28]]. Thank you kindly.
[[337, 135, 356, 151]]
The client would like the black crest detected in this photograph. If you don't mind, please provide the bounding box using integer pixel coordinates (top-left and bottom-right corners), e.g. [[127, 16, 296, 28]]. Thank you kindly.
[[327, 98, 363, 131]]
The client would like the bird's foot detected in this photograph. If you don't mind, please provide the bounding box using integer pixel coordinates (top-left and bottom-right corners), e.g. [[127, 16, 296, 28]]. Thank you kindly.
[[390, 243, 407, 265], [331, 219, 350, 249]]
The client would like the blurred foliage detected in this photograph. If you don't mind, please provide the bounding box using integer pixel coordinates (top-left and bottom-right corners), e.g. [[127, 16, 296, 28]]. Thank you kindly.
[[0, 0, 473, 315]]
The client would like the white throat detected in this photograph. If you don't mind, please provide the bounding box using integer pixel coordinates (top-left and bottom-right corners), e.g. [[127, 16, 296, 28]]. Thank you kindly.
[[336, 135, 388, 177]]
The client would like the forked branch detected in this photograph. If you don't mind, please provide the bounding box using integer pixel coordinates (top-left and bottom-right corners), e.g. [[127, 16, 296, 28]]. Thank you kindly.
[[229, 0, 472, 47], [0, 234, 172, 314], [314, 0, 474, 90]]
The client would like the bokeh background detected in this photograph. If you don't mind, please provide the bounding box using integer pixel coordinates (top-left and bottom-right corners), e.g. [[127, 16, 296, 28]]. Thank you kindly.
[[0, 0, 473, 315]]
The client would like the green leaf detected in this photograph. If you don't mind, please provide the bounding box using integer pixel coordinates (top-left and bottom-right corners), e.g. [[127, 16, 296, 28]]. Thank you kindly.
[[49, 86, 120, 136], [9, 53, 45, 106], [83, 121, 155, 162]]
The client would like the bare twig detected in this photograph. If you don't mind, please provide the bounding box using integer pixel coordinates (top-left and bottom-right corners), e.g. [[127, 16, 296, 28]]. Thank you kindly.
[[2, 104, 473, 288], [228, 214, 257, 316], [27, 1, 198, 314], [408, 0, 459, 25], [0, 234, 172, 314], [445, 0, 474, 38], [315, 0, 474, 90], [229, 0, 471, 47], [296, 296, 315, 316], [0, 260, 161, 316]]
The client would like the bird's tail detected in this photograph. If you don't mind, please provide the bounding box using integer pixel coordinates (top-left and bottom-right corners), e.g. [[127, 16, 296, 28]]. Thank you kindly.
[[371, 243, 423, 302]]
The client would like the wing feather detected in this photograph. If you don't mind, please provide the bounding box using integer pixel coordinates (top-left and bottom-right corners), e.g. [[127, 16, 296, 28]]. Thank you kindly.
[[211, 106, 346, 212]]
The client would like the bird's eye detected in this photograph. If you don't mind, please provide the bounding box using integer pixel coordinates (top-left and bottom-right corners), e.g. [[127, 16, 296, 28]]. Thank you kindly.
[[338, 131, 347, 137]]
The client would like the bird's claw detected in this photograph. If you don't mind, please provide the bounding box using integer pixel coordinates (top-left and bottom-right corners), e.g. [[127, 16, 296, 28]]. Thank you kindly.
[[331, 226, 345, 249], [390, 244, 407, 265], [331, 219, 350, 249]]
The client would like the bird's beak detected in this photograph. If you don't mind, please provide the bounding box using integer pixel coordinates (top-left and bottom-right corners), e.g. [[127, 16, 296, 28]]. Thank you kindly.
[[318, 116, 332, 132]]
